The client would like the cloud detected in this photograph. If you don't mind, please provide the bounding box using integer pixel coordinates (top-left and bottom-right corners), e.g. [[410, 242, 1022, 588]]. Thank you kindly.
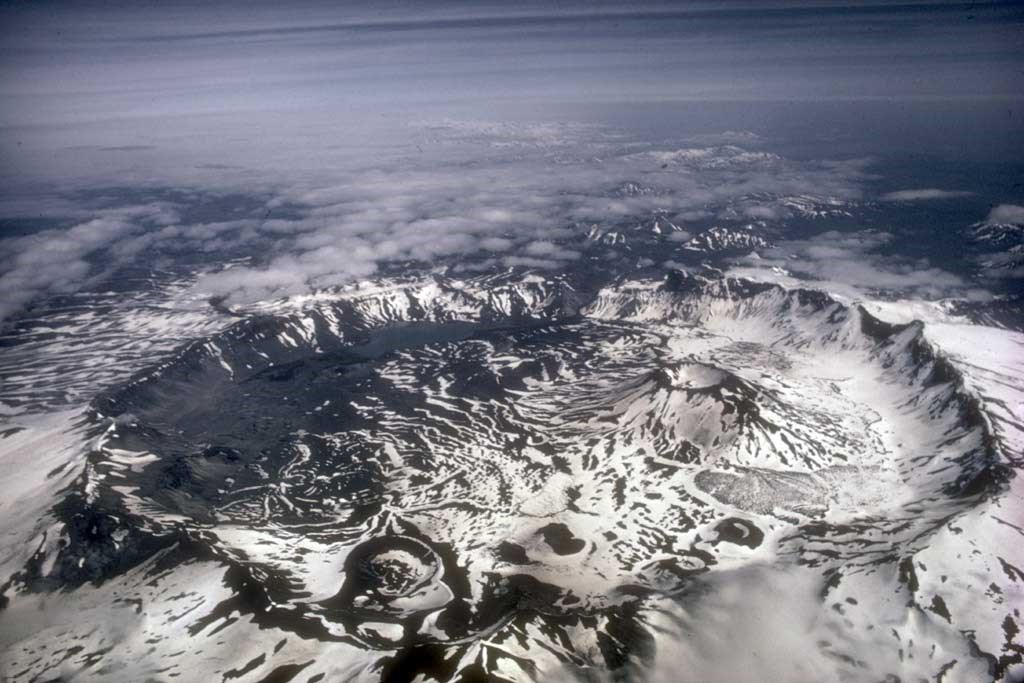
[[0, 203, 182, 322], [880, 188, 974, 202], [501, 256, 563, 269], [682, 130, 763, 146], [479, 237, 514, 252], [635, 146, 782, 171], [985, 204, 1024, 225], [523, 241, 580, 261], [674, 209, 713, 223], [728, 230, 980, 300], [631, 565, 841, 683], [416, 119, 608, 150], [742, 205, 780, 220], [0, 123, 876, 321], [174, 133, 868, 307]]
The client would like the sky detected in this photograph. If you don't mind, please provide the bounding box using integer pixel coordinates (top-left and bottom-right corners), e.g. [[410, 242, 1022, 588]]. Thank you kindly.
[[0, 0, 1022, 320], [1, 1, 1021, 185]]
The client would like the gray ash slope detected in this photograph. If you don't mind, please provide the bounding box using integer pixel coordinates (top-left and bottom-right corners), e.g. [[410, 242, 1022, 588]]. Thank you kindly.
[[4, 268, 1022, 682]]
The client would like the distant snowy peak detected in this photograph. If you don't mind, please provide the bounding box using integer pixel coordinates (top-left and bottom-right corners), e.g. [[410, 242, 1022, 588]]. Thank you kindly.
[[584, 224, 627, 246], [779, 193, 853, 219], [611, 181, 658, 197], [972, 220, 1024, 249], [582, 216, 688, 246], [970, 219, 1024, 275], [649, 216, 685, 235], [715, 194, 853, 222], [640, 145, 780, 170], [683, 225, 770, 252]]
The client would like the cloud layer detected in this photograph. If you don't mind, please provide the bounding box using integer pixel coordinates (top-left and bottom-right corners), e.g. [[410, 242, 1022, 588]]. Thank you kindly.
[[186, 138, 868, 305], [0, 121, 882, 322], [728, 230, 986, 301], [986, 204, 1024, 225], [880, 189, 974, 202], [8, 108, 1019, 324]]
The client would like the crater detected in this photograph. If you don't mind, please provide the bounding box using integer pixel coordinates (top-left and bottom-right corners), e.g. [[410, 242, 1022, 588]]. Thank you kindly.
[[712, 517, 764, 548], [323, 535, 452, 619], [57, 272, 1004, 675]]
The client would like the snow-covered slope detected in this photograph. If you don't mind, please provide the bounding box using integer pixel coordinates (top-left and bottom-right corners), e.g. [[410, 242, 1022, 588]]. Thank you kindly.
[[2, 270, 1019, 682]]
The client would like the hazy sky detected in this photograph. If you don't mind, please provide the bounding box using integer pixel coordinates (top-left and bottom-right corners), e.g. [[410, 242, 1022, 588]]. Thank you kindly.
[[1, 1, 1021, 186], [3, 1, 1022, 118]]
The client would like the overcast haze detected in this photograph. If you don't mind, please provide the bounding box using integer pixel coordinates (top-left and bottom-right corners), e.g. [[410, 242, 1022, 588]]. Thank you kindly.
[[1, 1, 1022, 188]]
